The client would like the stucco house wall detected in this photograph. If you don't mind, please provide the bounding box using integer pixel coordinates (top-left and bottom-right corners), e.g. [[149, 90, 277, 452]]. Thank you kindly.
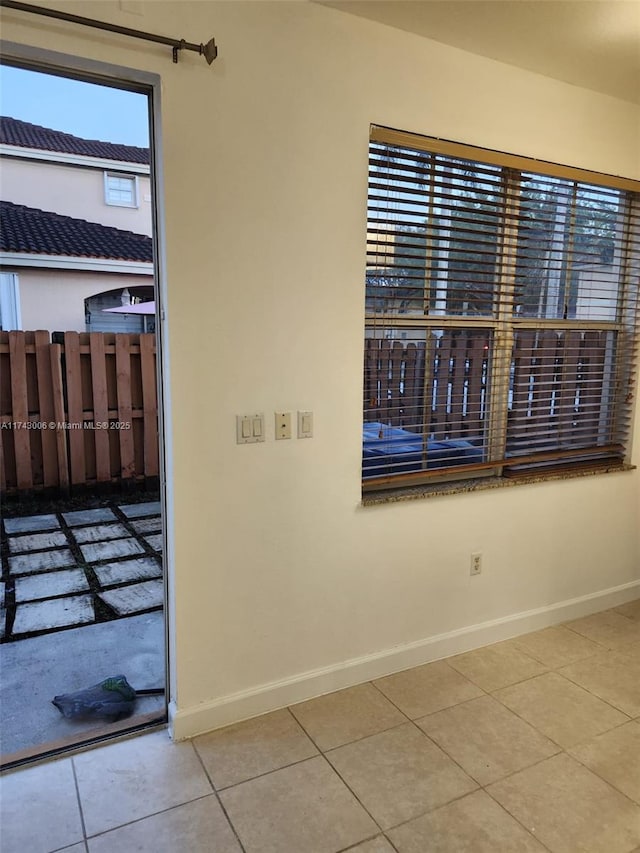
[[0, 156, 152, 236]]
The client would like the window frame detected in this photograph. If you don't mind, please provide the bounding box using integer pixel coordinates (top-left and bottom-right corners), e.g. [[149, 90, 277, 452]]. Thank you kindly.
[[104, 171, 139, 208], [363, 126, 640, 493], [0, 272, 22, 330]]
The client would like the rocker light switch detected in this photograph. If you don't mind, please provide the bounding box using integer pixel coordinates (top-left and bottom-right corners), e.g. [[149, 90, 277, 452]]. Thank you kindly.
[[297, 410, 313, 438], [236, 414, 265, 444]]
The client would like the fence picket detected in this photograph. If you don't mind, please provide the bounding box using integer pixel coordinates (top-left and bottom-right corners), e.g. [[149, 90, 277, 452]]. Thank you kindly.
[[9, 331, 32, 490], [50, 343, 70, 490], [89, 333, 111, 482], [140, 334, 159, 477], [34, 330, 58, 487], [115, 335, 135, 479], [64, 332, 86, 485]]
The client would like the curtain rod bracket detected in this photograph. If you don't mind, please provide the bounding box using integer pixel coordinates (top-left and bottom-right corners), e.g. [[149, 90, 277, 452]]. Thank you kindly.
[[0, 0, 218, 66]]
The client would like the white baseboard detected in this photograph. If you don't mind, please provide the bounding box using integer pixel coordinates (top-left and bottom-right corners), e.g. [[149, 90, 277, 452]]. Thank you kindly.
[[169, 578, 640, 741]]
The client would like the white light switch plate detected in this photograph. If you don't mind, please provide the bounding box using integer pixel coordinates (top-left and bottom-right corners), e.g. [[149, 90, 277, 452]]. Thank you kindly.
[[236, 413, 265, 444], [297, 410, 313, 438]]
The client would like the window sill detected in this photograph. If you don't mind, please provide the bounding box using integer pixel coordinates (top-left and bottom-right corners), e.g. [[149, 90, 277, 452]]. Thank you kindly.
[[361, 462, 636, 507]]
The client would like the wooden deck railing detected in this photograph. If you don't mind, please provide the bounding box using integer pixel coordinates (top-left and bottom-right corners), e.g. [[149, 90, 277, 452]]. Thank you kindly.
[[0, 331, 158, 494]]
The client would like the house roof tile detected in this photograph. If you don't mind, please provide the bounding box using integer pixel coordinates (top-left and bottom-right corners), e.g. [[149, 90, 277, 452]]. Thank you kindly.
[[0, 116, 150, 164], [0, 201, 153, 263]]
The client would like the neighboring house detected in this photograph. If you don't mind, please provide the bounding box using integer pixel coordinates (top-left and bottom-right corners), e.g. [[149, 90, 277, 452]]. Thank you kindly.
[[0, 116, 153, 331], [0, 200, 153, 332]]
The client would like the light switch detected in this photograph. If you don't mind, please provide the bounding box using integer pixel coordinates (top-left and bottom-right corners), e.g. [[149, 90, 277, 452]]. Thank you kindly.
[[275, 412, 292, 440], [236, 413, 265, 444], [297, 410, 313, 438]]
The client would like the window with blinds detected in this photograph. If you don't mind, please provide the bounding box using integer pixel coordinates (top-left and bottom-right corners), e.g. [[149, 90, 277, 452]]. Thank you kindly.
[[363, 126, 640, 491]]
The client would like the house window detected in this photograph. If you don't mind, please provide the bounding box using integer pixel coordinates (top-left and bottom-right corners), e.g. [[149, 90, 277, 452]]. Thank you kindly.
[[0, 273, 21, 330], [104, 172, 138, 207], [363, 126, 640, 492]]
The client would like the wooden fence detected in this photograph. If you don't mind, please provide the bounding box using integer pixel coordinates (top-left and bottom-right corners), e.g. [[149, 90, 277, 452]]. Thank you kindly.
[[0, 331, 158, 494], [364, 331, 489, 440], [364, 329, 609, 450]]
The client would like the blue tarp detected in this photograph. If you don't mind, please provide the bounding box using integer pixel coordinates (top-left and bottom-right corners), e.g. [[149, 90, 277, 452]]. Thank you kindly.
[[363, 422, 482, 478]]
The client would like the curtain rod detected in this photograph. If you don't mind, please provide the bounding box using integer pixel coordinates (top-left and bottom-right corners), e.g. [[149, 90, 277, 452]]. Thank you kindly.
[[0, 0, 218, 64]]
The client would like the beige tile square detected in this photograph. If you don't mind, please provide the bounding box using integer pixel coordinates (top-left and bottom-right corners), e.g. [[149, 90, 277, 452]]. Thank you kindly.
[[74, 730, 212, 836], [87, 795, 241, 853], [565, 610, 640, 649], [219, 756, 377, 853], [614, 599, 640, 621], [347, 837, 397, 853], [290, 682, 406, 750], [569, 721, 640, 804], [373, 660, 484, 719], [388, 790, 546, 852], [416, 695, 559, 785], [326, 722, 476, 829], [0, 757, 84, 853], [512, 625, 602, 668], [488, 753, 640, 853], [193, 708, 318, 789], [447, 641, 547, 692], [495, 672, 629, 748], [560, 649, 640, 717]]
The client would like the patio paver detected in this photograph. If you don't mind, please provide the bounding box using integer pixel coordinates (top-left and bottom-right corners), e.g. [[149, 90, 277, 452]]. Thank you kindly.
[[130, 517, 162, 535], [8, 531, 68, 554], [144, 534, 163, 552], [62, 508, 117, 526], [99, 580, 164, 615], [12, 595, 95, 634], [80, 538, 145, 563], [119, 501, 161, 518], [3, 514, 60, 534], [72, 523, 130, 544], [93, 557, 162, 587], [15, 569, 90, 603], [9, 549, 77, 576]]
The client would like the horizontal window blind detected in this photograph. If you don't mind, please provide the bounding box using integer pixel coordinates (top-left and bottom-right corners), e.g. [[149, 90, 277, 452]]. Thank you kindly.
[[363, 126, 640, 491]]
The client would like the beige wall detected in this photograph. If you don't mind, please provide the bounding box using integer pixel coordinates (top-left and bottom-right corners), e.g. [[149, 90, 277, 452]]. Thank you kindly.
[[14, 267, 152, 331], [1, 157, 152, 235], [3, 1, 639, 737]]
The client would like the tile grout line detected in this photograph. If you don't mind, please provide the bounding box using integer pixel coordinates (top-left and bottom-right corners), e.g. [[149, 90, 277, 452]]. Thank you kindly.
[[189, 739, 249, 853], [280, 705, 389, 838], [70, 755, 89, 847]]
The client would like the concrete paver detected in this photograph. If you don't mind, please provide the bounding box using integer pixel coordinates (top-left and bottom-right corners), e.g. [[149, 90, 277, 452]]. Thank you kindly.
[[3, 514, 60, 534], [130, 517, 162, 535], [119, 501, 161, 518], [99, 581, 164, 615], [144, 534, 163, 552], [62, 508, 117, 526], [9, 549, 77, 575], [13, 595, 95, 635], [72, 523, 130, 544], [15, 569, 90, 603], [93, 557, 162, 588], [8, 531, 68, 553], [80, 538, 145, 563]]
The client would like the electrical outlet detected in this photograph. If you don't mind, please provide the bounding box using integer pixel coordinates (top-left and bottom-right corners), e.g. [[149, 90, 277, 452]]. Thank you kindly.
[[470, 552, 482, 576]]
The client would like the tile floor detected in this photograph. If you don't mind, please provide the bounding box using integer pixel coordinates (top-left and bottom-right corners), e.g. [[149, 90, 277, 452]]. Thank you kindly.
[[1, 600, 640, 853]]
